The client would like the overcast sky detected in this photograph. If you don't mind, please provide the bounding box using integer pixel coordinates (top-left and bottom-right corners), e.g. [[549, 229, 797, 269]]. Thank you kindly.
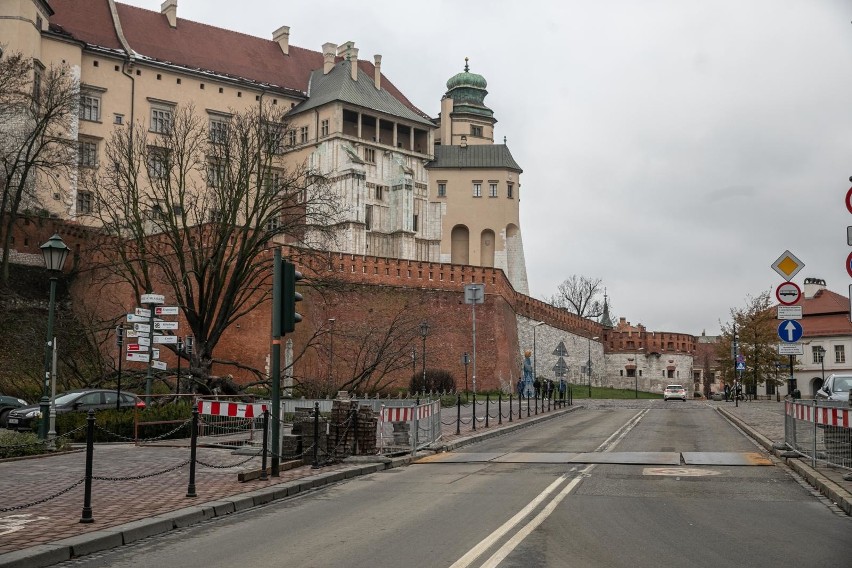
[[122, 0, 852, 335]]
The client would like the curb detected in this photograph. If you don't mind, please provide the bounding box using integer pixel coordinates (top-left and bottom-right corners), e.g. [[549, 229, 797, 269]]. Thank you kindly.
[[716, 406, 852, 516]]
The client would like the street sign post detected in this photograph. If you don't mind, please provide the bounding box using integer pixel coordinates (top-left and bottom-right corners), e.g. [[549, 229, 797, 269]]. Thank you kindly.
[[126, 353, 150, 363], [778, 343, 804, 355], [137, 336, 151, 347], [771, 250, 804, 281], [135, 307, 151, 318], [153, 335, 178, 344], [775, 282, 801, 306], [777, 320, 803, 343], [154, 321, 179, 330], [777, 306, 802, 320], [151, 360, 168, 371], [140, 294, 165, 305], [126, 344, 148, 352], [133, 323, 150, 333], [154, 306, 180, 316], [464, 283, 485, 395]]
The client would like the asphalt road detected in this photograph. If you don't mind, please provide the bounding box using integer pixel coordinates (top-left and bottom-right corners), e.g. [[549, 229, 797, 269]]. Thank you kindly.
[[60, 402, 851, 568]]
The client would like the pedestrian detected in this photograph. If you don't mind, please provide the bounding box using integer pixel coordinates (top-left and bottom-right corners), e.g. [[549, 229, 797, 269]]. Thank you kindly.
[[516, 377, 524, 398], [533, 378, 541, 399], [724, 384, 730, 402], [546, 379, 554, 400]]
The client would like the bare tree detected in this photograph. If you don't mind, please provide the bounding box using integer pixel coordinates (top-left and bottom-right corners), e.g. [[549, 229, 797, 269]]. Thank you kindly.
[[0, 51, 79, 286], [81, 104, 342, 388], [548, 275, 608, 319]]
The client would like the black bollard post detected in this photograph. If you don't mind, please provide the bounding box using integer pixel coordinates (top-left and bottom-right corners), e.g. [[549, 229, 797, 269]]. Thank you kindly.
[[456, 394, 461, 435], [535, 392, 538, 415], [79, 410, 95, 523], [485, 394, 490, 428], [186, 405, 198, 497], [260, 409, 269, 481], [509, 394, 513, 422], [312, 402, 320, 469], [498, 392, 503, 425], [351, 405, 358, 456], [527, 394, 531, 418], [472, 393, 477, 431]]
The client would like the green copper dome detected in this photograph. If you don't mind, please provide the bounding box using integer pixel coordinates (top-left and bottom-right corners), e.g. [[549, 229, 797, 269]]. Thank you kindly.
[[446, 58, 487, 91]]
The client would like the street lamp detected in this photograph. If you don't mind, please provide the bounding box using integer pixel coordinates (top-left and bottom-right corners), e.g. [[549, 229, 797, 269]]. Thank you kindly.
[[634, 347, 645, 399], [588, 336, 599, 397], [419, 321, 430, 393], [532, 321, 545, 386], [816, 345, 825, 384], [39, 234, 70, 440], [328, 318, 336, 393]]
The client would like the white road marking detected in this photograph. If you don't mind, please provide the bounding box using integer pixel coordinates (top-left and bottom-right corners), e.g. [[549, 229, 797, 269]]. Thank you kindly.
[[643, 467, 721, 477], [451, 409, 648, 568], [0, 514, 49, 536]]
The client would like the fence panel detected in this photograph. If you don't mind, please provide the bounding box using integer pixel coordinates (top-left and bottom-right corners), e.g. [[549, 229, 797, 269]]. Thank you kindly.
[[378, 401, 442, 455], [785, 400, 851, 470]]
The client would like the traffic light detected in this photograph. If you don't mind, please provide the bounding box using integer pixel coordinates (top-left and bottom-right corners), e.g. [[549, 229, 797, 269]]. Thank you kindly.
[[282, 260, 303, 333]]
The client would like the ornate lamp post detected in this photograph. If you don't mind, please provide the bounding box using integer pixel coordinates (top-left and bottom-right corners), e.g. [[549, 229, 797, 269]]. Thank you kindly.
[[588, 335, 599, 397], [419, 321, 430, 393], [39, 234, 70, 440]]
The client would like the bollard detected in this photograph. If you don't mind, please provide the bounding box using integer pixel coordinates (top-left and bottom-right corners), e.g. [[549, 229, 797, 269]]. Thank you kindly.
[[79, 410, 95, 523], [312, 402, 320, 469], [534, 392, 538, 415], [498, 392, 503, 425], [527, 394, 531, 417], [351, 405, 358, 456], [509, 394, 513, 422], [547, 392, 551, 412], [472, 393, 477, 431], [260, 409, 269, 481], [456, 394, 461, 435], [485, 394, 490, 428], [186, 405, 198, 497]]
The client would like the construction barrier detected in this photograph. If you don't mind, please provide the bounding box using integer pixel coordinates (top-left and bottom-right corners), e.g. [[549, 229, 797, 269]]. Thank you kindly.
[[785, 400, 851, 470]]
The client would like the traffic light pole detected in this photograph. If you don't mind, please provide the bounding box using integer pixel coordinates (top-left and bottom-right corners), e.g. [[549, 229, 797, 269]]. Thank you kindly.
[[271, 249, 282, 476]]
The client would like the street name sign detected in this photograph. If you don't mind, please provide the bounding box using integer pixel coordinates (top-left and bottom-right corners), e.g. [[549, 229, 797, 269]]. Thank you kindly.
[[778, 343, 804, 355], [125, 329, 138, 338], [126, 344, 148, 352], [133, 323, 150, 333], [135, 308, 151, 318], [154, 306, 180, 316], [126, 314, 148, 323], [151, 348, 160, 359], [153, 335, 178, 344], [777, 306, 802, 320], [151, 360, 168, 371], [137, 336, 151, 347], [775, 282, 801, 306], [154, 321, 179, 330], [140, 294, 165, 305], [771, 250, 804, 281], [777, 320, 803, 343], [126, 352, 150, 362]]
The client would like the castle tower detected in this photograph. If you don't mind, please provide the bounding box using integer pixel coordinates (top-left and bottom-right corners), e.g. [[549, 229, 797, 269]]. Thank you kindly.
[[427, 59, 529, 294]]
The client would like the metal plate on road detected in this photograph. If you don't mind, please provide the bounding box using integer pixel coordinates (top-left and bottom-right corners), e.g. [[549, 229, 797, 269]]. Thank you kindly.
[[492, 452, 577, 464], [643, 467, 722, 477], [415, 452, 506, 463], [569, 452, 681, 465], [681, 452, 772, 466]]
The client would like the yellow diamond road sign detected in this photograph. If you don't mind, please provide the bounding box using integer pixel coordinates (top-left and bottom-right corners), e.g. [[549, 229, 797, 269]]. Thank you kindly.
[[771, 250, 804, 281]]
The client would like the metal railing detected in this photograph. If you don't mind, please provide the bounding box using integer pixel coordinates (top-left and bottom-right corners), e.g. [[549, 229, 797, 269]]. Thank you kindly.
[[378, 400, 442, 455], [784, 400, 851, 470]]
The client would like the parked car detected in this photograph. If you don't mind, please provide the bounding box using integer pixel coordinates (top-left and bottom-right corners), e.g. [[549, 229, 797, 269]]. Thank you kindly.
[[0, 395, 29, 428], [663, 384, 687, 401], [6, 389, 145, 432], [815, 373, 852, 403]]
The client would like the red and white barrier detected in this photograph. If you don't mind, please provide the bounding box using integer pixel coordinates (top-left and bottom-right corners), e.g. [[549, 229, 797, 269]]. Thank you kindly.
[[786, 401, 851, 428], [198, 400, 268, 419], [382, 402, 438, 422]]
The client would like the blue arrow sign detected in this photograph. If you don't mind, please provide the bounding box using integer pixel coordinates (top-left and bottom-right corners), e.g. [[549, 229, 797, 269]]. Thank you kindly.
[[777, 320, 803, 343]]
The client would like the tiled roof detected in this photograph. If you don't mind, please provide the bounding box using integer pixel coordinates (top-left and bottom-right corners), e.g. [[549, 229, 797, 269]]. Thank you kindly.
[[293, 62, 433, 126], [428, 145, 522, 172], [47, 0, 428, 117], [777, 288, 852, 337]]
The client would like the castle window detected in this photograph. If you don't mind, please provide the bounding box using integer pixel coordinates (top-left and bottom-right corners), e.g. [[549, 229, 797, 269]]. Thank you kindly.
[[300, 126, 308, 143], [471, 125, 483, 137], [321, 119, 329, 137], [150, 106, 173, 133], [209, 117, 229, 145], [364, 148, 376, 163], [78, 140, 98, 167], [836, 345, 845, 364], [375, 185, 383, 200], [365, 205, 373, 230], [472, 182, 482, 198], [288, 129, 296, 147], [507, 182, 514, 199], [79, 94, 101, 122], [437, 182, 446, 197], [489, 182, 498, 198], [413, 214, 419, 232], [76, 191, 93, 214]]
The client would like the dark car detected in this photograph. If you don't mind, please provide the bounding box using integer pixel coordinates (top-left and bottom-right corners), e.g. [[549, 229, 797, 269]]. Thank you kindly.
[[6, 389, 145, 432], [0, 395, 29, 428]]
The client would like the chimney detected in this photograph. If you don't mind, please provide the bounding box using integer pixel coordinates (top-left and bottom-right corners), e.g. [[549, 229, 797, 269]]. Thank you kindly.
[[349, 47, 359, 80], [373, 54, 382, 89], [322, 42, 336, 74], [161, 0, 177, 28], [803, 277, 827, 299], [272, 25, 290, 55]]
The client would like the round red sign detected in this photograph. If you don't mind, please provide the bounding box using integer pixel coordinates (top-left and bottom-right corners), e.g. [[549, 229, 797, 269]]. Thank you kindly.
[[776, 282, 801, 306], [846, 187, 852, 214], [847, 251, 852, 278]]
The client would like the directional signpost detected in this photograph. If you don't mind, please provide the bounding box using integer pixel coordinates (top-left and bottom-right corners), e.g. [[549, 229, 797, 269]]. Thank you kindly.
[[125, 294, 180, 403], [778, 320, 803, 343]]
